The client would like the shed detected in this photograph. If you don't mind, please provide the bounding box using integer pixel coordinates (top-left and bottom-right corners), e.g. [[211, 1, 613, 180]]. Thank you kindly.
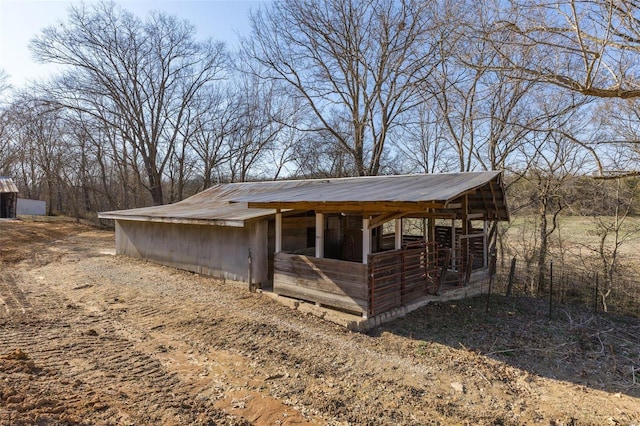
[[99, 172, 509, 322], [0, 177, 18, 219]]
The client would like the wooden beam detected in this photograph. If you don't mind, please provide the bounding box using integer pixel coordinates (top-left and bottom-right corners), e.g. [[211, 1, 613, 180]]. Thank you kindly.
[[246, 201, 446, 212], [467, 213, 485, 220], [395, 218, 402, 249], [403, 212, 457, 219], [443, 202, 462, 209], [368, 211, 405, 229]]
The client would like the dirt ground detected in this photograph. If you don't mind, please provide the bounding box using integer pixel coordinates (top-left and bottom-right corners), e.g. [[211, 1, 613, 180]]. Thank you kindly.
[[1, 218, 639, 425]]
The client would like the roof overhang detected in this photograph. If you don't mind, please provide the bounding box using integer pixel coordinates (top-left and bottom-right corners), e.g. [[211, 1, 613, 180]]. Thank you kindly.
[[98, 172, 509, 226], [97, 213, 248, 227], [232, 172, 509, 221]]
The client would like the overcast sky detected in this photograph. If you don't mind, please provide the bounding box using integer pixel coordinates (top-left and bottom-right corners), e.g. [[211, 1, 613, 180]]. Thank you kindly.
[[0, 0, 264, 87]]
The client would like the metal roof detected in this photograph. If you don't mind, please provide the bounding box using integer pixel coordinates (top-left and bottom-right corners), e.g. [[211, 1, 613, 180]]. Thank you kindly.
[[231, 172, 501, 204], [98, 172, 509, 226], [98, 180, 309, 227], [0, 177, 19, 193]]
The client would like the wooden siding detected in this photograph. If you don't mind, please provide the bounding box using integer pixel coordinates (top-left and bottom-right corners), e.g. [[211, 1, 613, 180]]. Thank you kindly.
[[274, 252, 368, 314]]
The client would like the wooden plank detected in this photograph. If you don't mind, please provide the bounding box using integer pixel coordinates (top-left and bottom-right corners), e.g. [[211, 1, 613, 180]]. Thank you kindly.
[[274, 261, 367, 283], [274, 281, 367, 314], [275, 266, 367, 290], [274, 255, 367, 279], [275, 271, 368, 300], [274, 253, 368, 300]]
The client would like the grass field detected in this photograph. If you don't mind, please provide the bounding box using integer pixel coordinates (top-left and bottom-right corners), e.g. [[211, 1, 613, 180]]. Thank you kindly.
[[500, 215, 640, 272]]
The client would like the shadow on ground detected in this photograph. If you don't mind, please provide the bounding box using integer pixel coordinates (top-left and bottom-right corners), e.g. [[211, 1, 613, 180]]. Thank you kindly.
[[370, 294, 640, 398]]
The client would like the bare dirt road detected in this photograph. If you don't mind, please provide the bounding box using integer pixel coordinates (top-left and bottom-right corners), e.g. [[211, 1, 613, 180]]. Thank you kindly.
[[1, 218, 639, 425]]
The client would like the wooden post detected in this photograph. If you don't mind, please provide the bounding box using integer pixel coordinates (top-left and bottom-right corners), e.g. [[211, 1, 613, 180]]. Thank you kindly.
[[275, 210, 282, 253], [422, 218, 427, 242], [428, 216, 435, 243], [506, 257, 516, 297], [315, 212, 324, 258], [451, 219, 456, 269], [461, 195, 469, 273], [362, 217, 371, 264], [483, 220, 488, 268], [395, 218, 402, 249]]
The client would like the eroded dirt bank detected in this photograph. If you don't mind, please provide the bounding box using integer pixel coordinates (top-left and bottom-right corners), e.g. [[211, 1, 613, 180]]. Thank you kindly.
[[0, 219, 638, 425]]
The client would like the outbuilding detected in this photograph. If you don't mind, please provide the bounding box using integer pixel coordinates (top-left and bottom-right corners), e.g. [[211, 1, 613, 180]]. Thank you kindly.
[[99, 172, 509, 324], [0, 177, 18, 219]]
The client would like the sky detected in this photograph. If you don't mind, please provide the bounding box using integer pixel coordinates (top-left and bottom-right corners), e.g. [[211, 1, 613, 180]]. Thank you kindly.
[[0, 0, 265, 87]]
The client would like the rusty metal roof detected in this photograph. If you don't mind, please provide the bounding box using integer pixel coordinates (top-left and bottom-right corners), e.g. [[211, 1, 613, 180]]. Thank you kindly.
[[232, 171, 508, 221], [98, 172, 509, 226], [231, 172, 501, 204], [98, 180, 309, 227], [0, 177, 19, 193]]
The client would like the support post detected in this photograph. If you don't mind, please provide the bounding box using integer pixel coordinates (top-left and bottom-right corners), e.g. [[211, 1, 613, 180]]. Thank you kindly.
[[315, 212, 324, 258], [428, 216, 435, 243], [395, 218, 402, 249], [461, 195, 469, 271], [275, 210, 282, 253], [363, 217, 371, 264], [483, 220, 488, 268], [451, 219, 456, 269]]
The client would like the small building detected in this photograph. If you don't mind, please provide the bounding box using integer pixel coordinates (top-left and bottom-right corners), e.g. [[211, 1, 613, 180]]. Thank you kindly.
[[0, 177, 19, 219], [99, 172, 509, 325], [16, 198, 47, 216]]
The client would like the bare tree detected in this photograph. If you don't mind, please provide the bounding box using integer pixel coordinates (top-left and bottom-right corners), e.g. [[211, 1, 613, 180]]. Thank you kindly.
[[30, 1, 227, 205], [7, 94, 70, 215], [0, 69, 14, 175], [486, 0, 640, 99], [224, 74, 288, 182], [246, 0, 439, 176], [0, 70, 10, 94], [187, 85, 235, 190], [523, 131, 589, 294], [393, 102, 452, 174]]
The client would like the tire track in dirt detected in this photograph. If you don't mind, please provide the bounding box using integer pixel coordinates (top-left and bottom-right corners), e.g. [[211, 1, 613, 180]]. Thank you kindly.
[[4, 221, 639, 425], [22, 247, 493, 425], [0, 269, 252, 425], [0, 272, 31, 315], [2, 238, 320, 425], [104, 288, 322, 425]]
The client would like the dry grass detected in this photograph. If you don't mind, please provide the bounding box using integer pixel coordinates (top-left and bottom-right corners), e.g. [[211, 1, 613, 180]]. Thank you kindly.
[[501, 215, 640, 272]]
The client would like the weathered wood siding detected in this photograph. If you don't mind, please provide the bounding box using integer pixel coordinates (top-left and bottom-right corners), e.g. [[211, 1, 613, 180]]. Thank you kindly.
[[274, 252, 368, 314], [367, 242, 440, 317], [115, 219, 269, 284]]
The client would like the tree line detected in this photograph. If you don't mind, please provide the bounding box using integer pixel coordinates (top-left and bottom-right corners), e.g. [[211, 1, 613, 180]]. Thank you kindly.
[[1, 0, 640, 221]]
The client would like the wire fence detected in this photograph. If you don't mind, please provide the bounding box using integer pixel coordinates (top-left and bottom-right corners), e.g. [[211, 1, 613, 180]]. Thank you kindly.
[[491, 257, 640, 318]]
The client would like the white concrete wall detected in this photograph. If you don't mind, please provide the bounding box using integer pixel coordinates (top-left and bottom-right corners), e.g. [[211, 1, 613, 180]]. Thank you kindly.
[[17, 198, 46, 216], [115, 220, 269, 284]]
